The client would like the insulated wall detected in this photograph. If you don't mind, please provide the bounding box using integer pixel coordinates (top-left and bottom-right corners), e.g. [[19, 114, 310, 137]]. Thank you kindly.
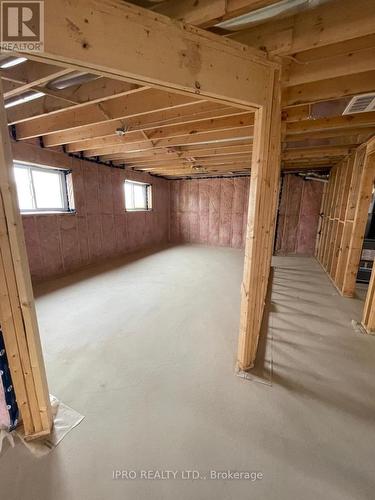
[[169, 177, 250, 248], [13, 141, 170, 283], [275, 174, 324, 256]]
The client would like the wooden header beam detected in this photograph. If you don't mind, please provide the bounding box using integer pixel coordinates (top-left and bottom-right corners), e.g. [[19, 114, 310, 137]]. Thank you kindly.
[[21, 0, 275, 109]]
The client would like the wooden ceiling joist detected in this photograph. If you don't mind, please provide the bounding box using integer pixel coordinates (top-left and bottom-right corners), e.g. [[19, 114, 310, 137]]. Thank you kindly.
[[42, 103, 236, 147], [1, 60, 73, 98], [15, 88, 202, 139], [66, 112, 253, 152], [232, 0, 375, 55], [6, 79, 140, 124], [1, 0, 374, 179], [83, 126, 253, 158], [100, 143, 253, 162], [285, 71, 375, 107], [287, 113, 375, 136], [283, 146, 353, 161], [284, 46, 375, 88]]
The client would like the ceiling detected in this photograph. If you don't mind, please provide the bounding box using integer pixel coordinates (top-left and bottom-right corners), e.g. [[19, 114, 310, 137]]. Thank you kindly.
[[2, 0, 375, 179]]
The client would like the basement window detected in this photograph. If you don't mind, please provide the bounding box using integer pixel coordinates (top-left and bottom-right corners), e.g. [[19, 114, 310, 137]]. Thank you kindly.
[[13, 163, 74, 213], [124, 180, 152, 211]]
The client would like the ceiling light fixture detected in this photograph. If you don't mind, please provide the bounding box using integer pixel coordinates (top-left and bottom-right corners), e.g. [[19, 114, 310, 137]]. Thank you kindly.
[[0, 56, 27, 69], [5, 90, 45, 109]]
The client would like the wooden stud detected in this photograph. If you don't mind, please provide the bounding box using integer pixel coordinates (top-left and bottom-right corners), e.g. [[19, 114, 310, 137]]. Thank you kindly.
[[362, 265, 375, 334], [342, 139, 375, 296], [0, 81, 52, 438], [316, 138, 375, 298], [237, 68, 281, 370]]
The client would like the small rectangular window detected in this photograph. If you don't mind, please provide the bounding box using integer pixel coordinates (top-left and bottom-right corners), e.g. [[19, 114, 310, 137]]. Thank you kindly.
[[124, 180, 152, 211], [14, 163, 73, 213]]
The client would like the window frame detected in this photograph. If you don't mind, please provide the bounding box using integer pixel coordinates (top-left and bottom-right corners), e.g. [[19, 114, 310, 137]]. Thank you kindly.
[[124, 179, 152, 212], [13, 161, 74, 214]]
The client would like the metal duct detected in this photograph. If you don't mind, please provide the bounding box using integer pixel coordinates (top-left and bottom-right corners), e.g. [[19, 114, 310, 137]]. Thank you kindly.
[[47, 71, 100, 90], [298, 172, 329, 183], [216, 0, 332, 31]]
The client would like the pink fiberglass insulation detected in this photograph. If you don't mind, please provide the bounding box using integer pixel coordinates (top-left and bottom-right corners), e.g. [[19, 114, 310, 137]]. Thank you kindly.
[[13, 141, 170, 283], [275, 174, 324, 256], [169, 177, 250, 249]]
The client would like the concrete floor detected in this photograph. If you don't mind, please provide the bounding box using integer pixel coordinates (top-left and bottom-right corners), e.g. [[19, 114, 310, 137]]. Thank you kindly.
[[1, 245, 375, 499]]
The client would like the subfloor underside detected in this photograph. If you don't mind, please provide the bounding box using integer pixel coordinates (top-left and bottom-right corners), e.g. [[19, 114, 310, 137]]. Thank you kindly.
[[1, 245, 374, 499]]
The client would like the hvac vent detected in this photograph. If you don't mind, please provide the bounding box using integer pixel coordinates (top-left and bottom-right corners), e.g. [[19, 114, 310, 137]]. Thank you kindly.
[[343, 93, 375, 115]]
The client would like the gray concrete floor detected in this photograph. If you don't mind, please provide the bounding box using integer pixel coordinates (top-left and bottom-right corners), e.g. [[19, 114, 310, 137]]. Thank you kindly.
[[1, 245, 375, 499]]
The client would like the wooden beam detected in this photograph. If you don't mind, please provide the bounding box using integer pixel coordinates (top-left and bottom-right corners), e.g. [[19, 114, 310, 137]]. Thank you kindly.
[[0, 81, 52, 439], [139, 161, 252, 173], [24, 0, 273, 109], [42, 102, 234, 147], [83, 126, 253, 157], [285, 135, 368, 149], [152, 0, 277, 27], [103, 143, 253, 161], [7, 79, 139, 124], [283, 146, 353, 161], [66, 112, 253, 152], [285, 127, 375, 143], [285, 70, 375, 107], [286, 113, 375, 135], [1, 60, 72, 98], [284, 46, 375, 87], [140, 164, 252, 176], [237, 68, 281, 370], [362, 264, 375, 334], [342, 139, 375, 296], [15, 88, 199, 139], [232, 0, 375, 56], [137, 157, 252, 170]]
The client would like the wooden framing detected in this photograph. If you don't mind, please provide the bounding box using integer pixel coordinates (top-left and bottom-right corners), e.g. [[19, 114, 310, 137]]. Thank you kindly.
[[0, 0, 283, 438], [0, 80, 52, 438], [232, 0, 375, 56], [152, 0, 278, 27], [316, 137, 375, 297], [362, 266, 375, 334], [237, 69, 282, 370], [31, 0, 273, 109], [360, 139, 375, 332]]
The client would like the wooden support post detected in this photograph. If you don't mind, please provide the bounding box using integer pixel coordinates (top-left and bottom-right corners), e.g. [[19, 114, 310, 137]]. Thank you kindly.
[[237, 68, 281, 371], [0, 80, 52, 438], [342, 140, 375, 296]]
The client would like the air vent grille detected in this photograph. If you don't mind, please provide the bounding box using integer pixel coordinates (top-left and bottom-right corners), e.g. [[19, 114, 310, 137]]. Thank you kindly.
[[343, 93, 375, 115]]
